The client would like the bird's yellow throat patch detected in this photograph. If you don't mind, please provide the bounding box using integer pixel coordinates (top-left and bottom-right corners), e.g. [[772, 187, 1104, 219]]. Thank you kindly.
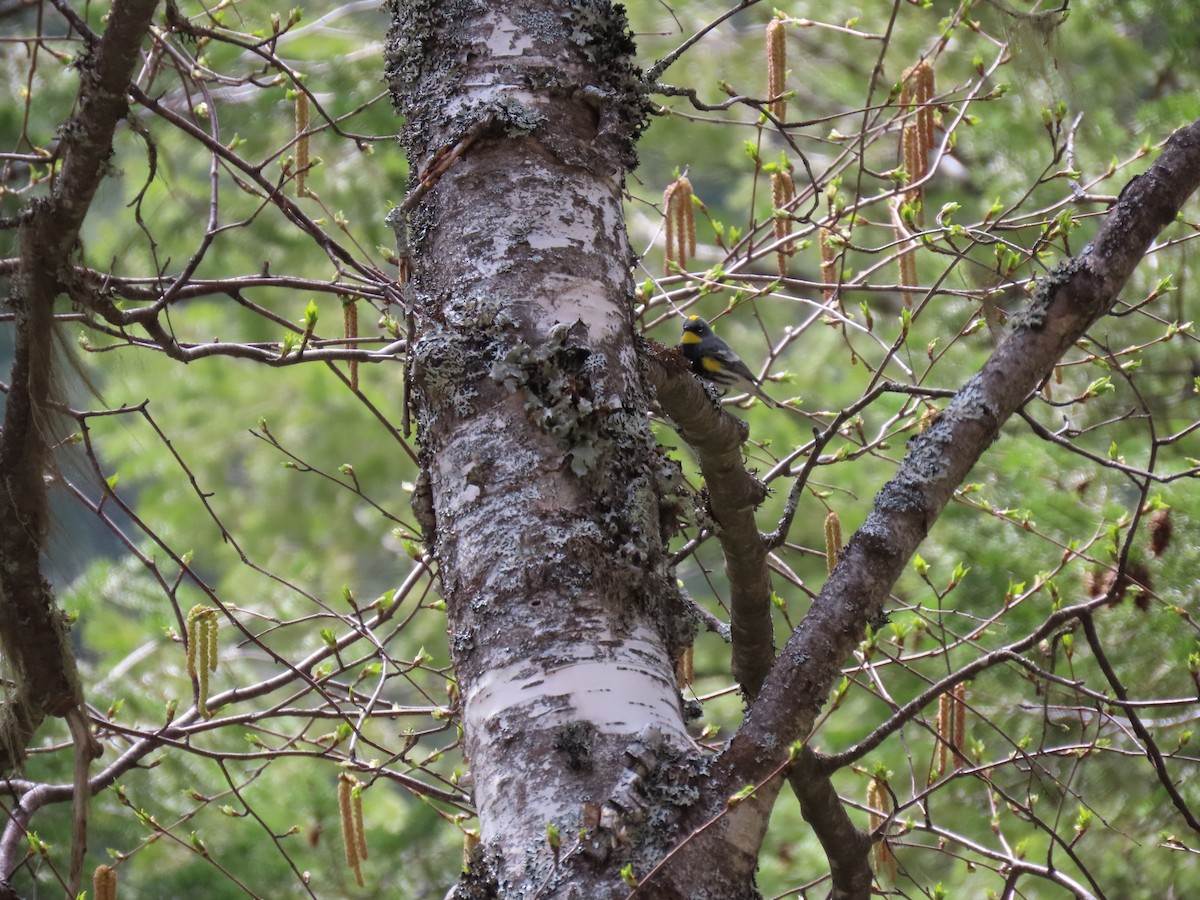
[[680, 331, 702, 345]]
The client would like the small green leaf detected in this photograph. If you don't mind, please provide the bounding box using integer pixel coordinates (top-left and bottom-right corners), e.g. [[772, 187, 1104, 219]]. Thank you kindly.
[[729, 784, 757, 805]]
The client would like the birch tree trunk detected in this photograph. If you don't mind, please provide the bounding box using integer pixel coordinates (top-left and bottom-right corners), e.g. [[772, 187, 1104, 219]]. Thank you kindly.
[[385, 2, 714, 895]]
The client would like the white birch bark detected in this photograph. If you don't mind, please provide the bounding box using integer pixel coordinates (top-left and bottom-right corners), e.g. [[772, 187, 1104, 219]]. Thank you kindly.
[[387, 2, 708, 895]]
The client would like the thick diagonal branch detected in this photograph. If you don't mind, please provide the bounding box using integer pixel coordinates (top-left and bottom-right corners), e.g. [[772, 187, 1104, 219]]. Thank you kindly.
[[727, 119, 1200, 782]]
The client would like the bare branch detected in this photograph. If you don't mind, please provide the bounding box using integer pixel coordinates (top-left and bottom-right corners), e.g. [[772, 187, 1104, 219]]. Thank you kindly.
[[789, 749, 873, 900]]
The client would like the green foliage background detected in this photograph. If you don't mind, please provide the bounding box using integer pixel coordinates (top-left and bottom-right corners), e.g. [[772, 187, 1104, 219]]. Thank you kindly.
[[2, 0, 1200, 896]]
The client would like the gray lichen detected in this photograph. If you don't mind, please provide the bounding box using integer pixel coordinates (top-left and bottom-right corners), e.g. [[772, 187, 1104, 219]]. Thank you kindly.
[[1009, 255, 1086, 332]]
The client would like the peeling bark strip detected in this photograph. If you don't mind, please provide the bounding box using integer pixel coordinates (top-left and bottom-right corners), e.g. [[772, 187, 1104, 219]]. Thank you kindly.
[[0, 0, 162, 775], [663, 118, 1200, 870], [387, 3, 706, 896]]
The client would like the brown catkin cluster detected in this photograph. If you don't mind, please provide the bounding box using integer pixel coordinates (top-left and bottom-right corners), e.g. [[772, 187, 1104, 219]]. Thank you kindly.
[[772, 169, 796, 276], [675, 643, 694, 689], [338, 773, 369, 887], [899, 59, 935, 225], [892, 201, 919, 308], [663, 176, 697, 274], [824, 511, 842, 575], [1148, 507, 1172, 557], [186, 605, 219, 719], [766, 19, 787, 122], [894, 59, 935, 307], [866, 774, 897, 882], [935, 682, 968, 776], [93, 864, 117, 900], [819, 227, 839, 302], [343, 298, 359, 391], [1086, 561, 1155, 611], [295, 91, 310, 197]]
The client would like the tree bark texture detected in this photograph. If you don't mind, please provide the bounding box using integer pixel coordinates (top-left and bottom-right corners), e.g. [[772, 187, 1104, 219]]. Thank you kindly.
[[386, 3, 717, 895]]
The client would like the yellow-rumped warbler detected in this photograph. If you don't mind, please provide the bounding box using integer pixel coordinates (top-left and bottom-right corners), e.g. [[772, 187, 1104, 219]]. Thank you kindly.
[[679, 315, 777, 406]]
